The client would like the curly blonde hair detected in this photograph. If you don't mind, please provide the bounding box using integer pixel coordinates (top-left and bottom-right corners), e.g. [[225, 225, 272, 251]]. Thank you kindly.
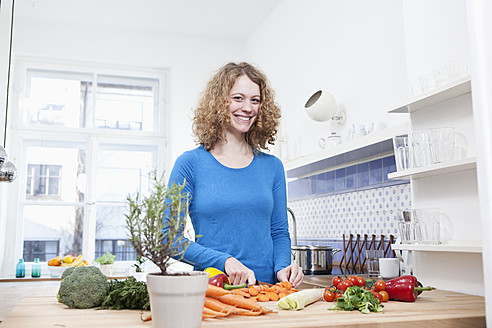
[[192, 62, 281, 151]]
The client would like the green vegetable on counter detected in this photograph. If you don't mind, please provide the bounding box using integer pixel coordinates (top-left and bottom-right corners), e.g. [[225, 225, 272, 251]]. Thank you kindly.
[[331, 286, 383, 314], [100, 276, 149, 310], [57, 266, 108, 309]]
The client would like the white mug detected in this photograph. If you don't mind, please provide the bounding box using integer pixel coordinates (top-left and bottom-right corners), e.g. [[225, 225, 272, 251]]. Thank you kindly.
[[379, 258, 400, 279], [319, 133, 341, 149]]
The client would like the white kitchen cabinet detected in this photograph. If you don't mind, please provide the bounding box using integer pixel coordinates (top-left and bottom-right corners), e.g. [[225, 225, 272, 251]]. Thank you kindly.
[[388, 75, 483, 296]]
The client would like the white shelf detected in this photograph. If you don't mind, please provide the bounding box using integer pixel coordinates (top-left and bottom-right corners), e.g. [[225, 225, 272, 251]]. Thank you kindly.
[[388, 75, 471, 114], [391, 243, 482, 253], [387, 157, 476, 180], [284, 122, 409, 178]]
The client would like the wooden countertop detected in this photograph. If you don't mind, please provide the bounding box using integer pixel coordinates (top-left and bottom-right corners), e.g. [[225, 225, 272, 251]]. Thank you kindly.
[[0, 276, 486, 327]]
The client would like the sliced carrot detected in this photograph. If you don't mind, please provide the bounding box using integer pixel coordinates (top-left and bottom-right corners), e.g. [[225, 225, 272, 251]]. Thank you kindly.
[[206, 284, 232, 298], [249, 286, 259, 296], [277, 281, 292, 290], [278, 292, 288, 299], [256, 294, 270, 302], [267, 292, 279, 301]]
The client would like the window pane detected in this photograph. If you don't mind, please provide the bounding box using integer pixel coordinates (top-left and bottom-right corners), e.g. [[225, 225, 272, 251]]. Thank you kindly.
[[95, 146, 155, 260], [95, 75, 158, 132], [96, 148, 154, 202], [25, 70, 93, 128], [95, 205, 137, 261], [25, 144, 86, 202], [23, 205, 84, 259]]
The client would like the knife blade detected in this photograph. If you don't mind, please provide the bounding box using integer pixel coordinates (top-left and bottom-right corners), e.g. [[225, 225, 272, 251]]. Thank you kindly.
[[254, 279, 273, 286]]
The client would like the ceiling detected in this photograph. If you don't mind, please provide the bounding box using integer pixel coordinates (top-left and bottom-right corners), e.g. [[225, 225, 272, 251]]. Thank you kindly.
[[14, 0, 284, 41]]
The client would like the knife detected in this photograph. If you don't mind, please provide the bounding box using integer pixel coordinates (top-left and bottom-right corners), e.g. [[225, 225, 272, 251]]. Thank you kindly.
[[254, 279, 273, 286]]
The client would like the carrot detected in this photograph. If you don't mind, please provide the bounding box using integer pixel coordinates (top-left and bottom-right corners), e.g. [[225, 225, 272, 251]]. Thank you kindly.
[[205, 297, 238, 313], [249, 286, 259, 296], [140, 312, 152, 322], [267, 292, 279, 301], [278, 281, 292, 290], [257, 294, 270, 302], [278, 292, 288, 299], [206, 284, 232, 298], [204, 297, 259, 316], [217, 294, 263, 312], [203, 306, 231, 317]]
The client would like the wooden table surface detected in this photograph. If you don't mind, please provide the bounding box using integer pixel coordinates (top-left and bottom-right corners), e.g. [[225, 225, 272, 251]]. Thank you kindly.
[[0, 276, 486, 328]]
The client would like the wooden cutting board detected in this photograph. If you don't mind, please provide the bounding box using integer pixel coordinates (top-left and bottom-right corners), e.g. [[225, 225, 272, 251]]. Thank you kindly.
[[1, 289, 485, 328]]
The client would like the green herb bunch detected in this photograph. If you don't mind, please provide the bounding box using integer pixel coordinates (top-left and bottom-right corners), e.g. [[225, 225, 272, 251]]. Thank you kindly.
[[125, 170, 191, 274], [331, 286, 383, 314], [100, 277, 149, 310]]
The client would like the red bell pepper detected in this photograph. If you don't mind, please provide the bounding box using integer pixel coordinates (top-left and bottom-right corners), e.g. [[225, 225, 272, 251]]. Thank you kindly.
[[385, 275, 435, 302], [208, 273, 231, 288]]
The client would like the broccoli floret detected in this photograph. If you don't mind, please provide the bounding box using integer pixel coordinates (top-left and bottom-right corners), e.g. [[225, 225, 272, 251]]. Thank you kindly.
[[57, 266, 108, 309]]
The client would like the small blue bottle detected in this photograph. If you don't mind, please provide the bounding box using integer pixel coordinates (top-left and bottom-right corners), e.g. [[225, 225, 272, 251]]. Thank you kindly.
[[16, 259, 25, 278], [31, 258, 41, 278]]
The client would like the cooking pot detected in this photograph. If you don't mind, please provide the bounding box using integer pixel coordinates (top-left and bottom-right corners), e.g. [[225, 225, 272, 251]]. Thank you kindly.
[[291, 245, 341, 275]]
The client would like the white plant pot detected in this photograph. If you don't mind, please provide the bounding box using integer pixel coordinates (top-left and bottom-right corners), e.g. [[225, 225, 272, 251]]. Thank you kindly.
[[146, 271, 208, 328], [99, 264, 113, 276]]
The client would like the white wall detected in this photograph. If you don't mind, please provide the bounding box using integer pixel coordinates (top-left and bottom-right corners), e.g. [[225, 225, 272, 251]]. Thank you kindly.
[[402, 0, 470, 81], [245, 0, 409, 159]]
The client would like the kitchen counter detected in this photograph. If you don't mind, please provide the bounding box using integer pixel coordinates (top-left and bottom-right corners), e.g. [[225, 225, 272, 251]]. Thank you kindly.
[[0, 275, 486, 327]]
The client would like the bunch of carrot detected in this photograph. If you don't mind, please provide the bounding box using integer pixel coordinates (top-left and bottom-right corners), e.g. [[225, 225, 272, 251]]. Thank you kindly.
[[229, 281, 299, 302], [203, 284, 274, 319]]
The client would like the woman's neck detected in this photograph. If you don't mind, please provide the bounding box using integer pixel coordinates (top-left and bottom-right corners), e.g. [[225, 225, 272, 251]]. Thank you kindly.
[[210, 133, 254, 168]]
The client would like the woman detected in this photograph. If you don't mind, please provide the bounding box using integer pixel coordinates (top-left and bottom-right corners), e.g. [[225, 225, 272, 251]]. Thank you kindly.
[[168, 62, 303, 287]]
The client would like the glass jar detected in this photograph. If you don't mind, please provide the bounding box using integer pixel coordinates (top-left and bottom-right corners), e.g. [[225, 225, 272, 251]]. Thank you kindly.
[[16, 259, 25, 278], [31, 258, 41, 278]]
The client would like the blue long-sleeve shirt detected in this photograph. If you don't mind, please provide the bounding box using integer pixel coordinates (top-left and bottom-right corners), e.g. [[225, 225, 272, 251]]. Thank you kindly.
[[167, 145, 291, 284]]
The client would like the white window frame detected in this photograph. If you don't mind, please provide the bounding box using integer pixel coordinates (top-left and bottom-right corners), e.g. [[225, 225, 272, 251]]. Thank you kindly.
[[1, 56, 171, 277]]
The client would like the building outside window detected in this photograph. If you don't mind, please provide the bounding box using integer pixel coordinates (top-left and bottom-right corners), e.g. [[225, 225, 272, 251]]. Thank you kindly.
[[8, 58, 169, 267]]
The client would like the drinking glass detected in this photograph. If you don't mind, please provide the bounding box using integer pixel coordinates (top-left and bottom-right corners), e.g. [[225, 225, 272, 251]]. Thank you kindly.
[[429, 127, 455, 164], [397, 210, 420, 244], [414, 208, 440, 245], [393, 134, 410, 171], [365, 249, 384, 278], [409, 129, 431, 168]]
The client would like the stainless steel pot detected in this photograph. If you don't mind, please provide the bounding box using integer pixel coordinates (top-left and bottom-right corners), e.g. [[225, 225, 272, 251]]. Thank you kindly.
[[291, 245, 341, 275]]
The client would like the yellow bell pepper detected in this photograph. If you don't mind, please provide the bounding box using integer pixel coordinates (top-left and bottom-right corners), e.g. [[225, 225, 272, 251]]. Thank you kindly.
[[204, 267, 226, 278]]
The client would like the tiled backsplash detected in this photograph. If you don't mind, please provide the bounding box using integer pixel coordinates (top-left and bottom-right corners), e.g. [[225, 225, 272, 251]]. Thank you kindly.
[[288, 183, 411, 240], [286, 155, 411, 262]]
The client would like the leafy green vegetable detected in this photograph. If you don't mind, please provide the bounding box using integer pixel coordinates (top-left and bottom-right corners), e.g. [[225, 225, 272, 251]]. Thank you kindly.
[[331, 286, 383, 314], [100, 277, 149, 310], [95, 252, 116, 265]]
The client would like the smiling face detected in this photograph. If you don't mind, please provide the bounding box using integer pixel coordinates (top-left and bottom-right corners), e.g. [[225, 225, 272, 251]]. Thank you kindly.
[[226, 74, 261, 137]]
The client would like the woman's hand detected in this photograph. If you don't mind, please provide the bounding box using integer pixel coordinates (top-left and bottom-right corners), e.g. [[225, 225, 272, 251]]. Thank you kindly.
[[224, 257, 256, 286], [277, 262, 304, 288]]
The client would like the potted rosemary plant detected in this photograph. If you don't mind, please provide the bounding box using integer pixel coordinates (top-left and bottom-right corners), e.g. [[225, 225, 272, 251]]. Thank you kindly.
[[125, 170, 208, 328]]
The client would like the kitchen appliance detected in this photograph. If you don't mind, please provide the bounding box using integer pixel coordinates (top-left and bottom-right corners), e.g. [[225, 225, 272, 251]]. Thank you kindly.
[[291, 245, 341, 275]]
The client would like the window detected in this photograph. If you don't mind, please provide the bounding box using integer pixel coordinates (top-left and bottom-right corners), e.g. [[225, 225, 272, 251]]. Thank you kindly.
[[8, 58, 168, 268], [26, 164, 62, 199]]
